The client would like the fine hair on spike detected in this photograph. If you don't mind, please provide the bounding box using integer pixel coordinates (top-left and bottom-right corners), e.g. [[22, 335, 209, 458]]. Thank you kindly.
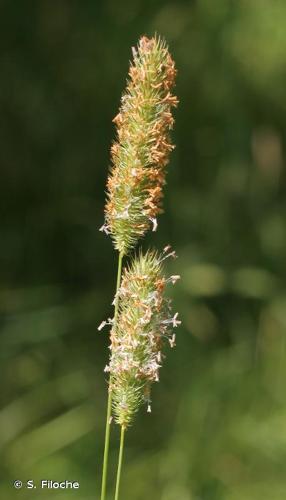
[[103, 35, 178, 255]]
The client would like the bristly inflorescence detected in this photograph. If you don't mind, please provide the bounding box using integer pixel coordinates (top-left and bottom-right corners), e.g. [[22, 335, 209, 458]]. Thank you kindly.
[[105, 247, 181, 428], [101, 35, 178, 255]]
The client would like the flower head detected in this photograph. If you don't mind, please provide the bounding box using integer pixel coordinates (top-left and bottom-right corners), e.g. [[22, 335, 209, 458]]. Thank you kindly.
[[107, 248, 181, 428], [103, 35, 178, 254]]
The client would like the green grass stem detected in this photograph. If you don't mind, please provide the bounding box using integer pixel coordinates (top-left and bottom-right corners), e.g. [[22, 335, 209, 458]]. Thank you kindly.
[[114, 426, 125, 500], [100, 251, 124, 500]]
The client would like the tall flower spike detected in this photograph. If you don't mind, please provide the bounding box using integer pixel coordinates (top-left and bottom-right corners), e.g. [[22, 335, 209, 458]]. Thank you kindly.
[[103, 35, 178, 254], [107, 248, 181, 428]]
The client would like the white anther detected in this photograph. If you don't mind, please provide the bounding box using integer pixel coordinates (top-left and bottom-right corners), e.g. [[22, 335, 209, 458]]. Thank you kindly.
[[163, 244, 172, 253], [150, 217, 158, 232], [98, 317, 114, 331], [99, 224, 110, 235], [172, 312, 181, 327], [98, 321, 107, 331], [169, 333, 176, 348], [170, 275, 181, 284], [161, 313, 181, 329]]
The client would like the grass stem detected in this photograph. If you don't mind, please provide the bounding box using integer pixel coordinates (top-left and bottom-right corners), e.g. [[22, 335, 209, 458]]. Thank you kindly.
[[100, 251, 124, 500], [114, 426, 125, 500]]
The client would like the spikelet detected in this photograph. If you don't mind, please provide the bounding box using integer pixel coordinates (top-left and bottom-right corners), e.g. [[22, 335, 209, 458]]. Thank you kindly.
[[102, 35, 178, 254], [106, 248, 181, 428]]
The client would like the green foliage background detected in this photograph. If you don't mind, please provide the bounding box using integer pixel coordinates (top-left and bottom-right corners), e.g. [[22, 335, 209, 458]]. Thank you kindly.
[[1, 1, 286, 499]]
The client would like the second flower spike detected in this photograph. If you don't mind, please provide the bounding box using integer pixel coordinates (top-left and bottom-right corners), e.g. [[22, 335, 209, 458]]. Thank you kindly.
[[102, 35, 178, 255], [107, 248, 181, 429]]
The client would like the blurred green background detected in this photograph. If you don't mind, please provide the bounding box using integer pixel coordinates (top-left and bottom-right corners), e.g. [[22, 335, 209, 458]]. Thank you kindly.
[[1, 0, 286, 499]]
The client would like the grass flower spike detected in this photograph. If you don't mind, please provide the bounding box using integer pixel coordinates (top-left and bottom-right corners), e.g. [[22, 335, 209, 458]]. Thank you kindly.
[[99, 35, 179, 500], [102, 35, 178, 255], [107, 248, 181, 428]]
